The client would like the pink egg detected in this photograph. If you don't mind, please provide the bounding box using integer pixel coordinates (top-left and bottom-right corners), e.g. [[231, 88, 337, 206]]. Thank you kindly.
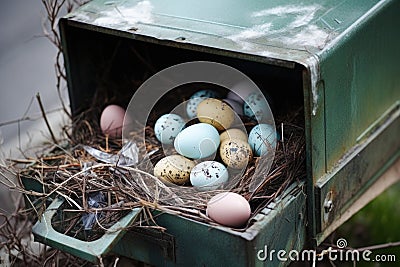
[[227, 81, 255, 104], [100, 105, 125, 138], [206, 192, 251, 228]]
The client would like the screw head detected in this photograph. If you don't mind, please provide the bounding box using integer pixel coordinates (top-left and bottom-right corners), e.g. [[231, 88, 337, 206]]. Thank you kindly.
[[323, 191, 334, 222], [324, 200, 333, 213]]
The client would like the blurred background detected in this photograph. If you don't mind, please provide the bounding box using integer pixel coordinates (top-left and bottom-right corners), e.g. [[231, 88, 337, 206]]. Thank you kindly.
[[0, 1, 398, 266], [334, 182, 400, 266], [0, 0, 68, 160]]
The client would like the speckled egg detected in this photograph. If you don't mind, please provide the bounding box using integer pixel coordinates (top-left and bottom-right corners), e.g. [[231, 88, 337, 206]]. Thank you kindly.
[[154, 114, 185, 145], [174, 123, 220, 159], [190, 161, 229, 191], [206, 192, 251, 228], [220, 128, 248, 143], [222, 98, 243, 116], [243, 92, 271, 122], [100, 105, 125, 138], [220, 139, 253, 169], [197, 98, 234, 131], [153, 155, 195, 185], [248, 124, 278, 156], [186, 90, 220, 119]]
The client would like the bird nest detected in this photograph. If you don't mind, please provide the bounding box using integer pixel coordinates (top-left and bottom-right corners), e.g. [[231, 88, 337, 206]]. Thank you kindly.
[[8, 102, 306, 242]]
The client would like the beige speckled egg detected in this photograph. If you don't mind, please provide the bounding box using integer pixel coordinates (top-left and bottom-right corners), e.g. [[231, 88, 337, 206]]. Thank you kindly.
[[220, 128, 248, 143], [154, 155, 195, 185], [197, 98, 234, 131], [220, 139, 253, 169]]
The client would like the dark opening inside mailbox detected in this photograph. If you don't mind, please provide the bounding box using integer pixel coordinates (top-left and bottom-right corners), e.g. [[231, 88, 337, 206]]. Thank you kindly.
[[32, 0, 400, 266]]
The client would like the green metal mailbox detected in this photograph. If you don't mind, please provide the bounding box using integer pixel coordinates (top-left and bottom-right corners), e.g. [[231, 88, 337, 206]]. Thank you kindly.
[[32, 0, 400, 266]]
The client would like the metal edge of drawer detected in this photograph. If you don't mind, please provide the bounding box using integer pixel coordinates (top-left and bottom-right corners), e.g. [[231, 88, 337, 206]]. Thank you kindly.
[[112, 181, 306, 266]]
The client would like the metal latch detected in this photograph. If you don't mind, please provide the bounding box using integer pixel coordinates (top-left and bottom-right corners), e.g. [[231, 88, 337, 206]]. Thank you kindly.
[[323, 190, 334, 222]]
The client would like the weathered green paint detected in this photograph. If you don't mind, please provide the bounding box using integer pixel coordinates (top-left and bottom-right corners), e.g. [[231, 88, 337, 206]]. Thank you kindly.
[[313, 0, 400, 239], [66, 0, 378, 57], [31, 184, 306, 266], [112, 183, 306, 267], [38, 0, 400, 264], [315, 105, 400, 242], [319, 0, 400, 171]]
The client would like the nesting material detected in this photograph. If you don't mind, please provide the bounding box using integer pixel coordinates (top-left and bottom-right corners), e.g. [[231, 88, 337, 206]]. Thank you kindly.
[[7, 104, 305, 242]]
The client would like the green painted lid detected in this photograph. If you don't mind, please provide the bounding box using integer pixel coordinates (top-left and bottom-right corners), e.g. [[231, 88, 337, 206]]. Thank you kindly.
[[66, 0, 382, 63]]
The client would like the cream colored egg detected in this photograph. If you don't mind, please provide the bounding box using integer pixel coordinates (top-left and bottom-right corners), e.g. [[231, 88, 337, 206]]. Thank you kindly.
[[153, 155, 195, 185], [220, 128, 248, 143], [197, 98, 234, 131], [220, 139, 253, 169]]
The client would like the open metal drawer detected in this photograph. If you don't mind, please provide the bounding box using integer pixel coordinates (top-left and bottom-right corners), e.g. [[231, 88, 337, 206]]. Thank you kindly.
[[31, 0, 400, 266]]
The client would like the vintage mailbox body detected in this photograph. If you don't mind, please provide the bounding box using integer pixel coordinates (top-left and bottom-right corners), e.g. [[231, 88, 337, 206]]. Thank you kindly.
[[32, 0, 400, 266]]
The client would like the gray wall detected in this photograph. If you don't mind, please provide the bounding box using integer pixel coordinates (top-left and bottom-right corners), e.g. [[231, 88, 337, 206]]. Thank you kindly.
[[0, 1, 69, 213]]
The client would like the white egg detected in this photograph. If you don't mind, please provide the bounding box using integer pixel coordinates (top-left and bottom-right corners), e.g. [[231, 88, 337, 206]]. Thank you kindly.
[[190, 161, 229, 191], [154, 114, 185, 144]]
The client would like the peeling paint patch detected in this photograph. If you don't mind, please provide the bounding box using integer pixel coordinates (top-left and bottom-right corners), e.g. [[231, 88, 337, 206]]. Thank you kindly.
[[68, 12, 90, 22], [252, 5, 319, 17], [93, 0, 153, 27], [259, 50, 279, 58], [227, 4, 330, 52], [229, 23, 272, 41], [304, 56, 320, 116], [252, 5, 320, 29], [280, 25, 329, 48]]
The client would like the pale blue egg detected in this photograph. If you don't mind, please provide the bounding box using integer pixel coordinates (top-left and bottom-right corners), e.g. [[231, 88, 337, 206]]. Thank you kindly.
[[154, 114, 185, 144], [186, 90, 219, 119], [174, 123, 220, 159], [248, 124, 277, 156], [191, 89, 220, 99], [190, 161, 229, 191], [243, 93, 271, 122]]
